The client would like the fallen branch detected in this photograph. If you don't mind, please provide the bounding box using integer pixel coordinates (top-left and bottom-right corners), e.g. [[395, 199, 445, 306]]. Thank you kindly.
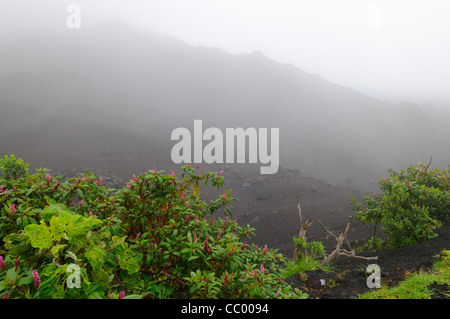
[[316, 216, 378, 266]]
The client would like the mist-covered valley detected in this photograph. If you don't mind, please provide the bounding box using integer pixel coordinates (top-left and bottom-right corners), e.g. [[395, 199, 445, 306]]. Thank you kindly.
[[1, 19, 449, 195], [1, 5, 450, 301]]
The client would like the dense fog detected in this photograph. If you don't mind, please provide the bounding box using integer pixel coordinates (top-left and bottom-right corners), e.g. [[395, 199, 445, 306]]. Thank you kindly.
[[1, 2, 449, 193]]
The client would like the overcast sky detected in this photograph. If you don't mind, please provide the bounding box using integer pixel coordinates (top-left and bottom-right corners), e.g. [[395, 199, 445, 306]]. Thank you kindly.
[[2, 0, 450, 105]]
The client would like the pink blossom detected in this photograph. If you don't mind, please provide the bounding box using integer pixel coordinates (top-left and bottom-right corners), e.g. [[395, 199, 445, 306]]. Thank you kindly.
[[98, 177, 103, 186], [89, 212, 94, 216], [184, 212, 193, 225], [0, 256, 5, 271], [32, 270, 40, 290], [217, 229, 222, 240], [171, 171, 176, 178], [185, 201, 191, 209], [263, 245, 268, 255], [14, 258, 20, 271], [222, 193, 226, 201], [260, 264, 265, 274], [10, 204, 16, 214], [181, 192, 185, 200], [5, 188, 8, 199], [218, 170, 224, 174], [223, 273, 229, 285], [53, 182, 60, 193], [46, 173, 50, 185], [196, 164, 200, 170], [153, 166, 157, 173], [204, 235, 210, 254], [132, 175, 137, 182], [119, 291, 125, 299], [194, 232, 197, 241], [2, 293, 9, 299], [0, 185, 3, 192]]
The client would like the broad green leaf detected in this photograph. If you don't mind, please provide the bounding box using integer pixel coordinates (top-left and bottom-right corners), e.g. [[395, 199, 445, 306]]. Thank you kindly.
[[18, 275, 34, 287], [87, 291, 103, 299], [85, 246, 106, 272], [51, 244, 67, 258], [41, 203, 68, 221], [111, 235, 127, 249], [65, 251, 78, 262], [118, 248, 143, 274], [87, 282, 105, 299], [3, 232, 28, 243], [24, 222, 52, 249], [188, 255, 200, 262], [92, 269, 110, 284], [122, 294, 144, 299], [6, 268, 17, 282]]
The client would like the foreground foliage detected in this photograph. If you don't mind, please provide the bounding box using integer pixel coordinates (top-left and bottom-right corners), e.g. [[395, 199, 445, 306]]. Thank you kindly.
[[351, 163, 449, 248], [358, 250, 450, 299], [0, 155, 306, 299]]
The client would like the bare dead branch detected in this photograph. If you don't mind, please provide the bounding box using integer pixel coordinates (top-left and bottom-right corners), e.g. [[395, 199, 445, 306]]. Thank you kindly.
[[296, 195, 302, 223], [317, 216, 378, 266], [293, 199, 377, 266], [315, 217, 337, 240]]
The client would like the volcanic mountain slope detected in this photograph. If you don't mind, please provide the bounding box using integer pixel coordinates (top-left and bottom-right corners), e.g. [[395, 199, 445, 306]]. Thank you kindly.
[[1, 18, 449, 192]]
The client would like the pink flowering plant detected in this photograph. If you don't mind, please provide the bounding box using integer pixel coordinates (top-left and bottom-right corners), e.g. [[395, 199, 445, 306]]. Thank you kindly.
[[350, 163, 450, 248], [0, 154, 306, 299]]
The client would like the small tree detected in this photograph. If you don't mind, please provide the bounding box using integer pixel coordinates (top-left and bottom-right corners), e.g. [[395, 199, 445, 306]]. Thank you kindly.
[[0, 154, 29, 181], [351, 161, 450, 248]]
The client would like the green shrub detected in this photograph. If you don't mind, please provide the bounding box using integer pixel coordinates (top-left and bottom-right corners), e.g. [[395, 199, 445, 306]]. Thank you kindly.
[[0, 154, 29, 180], [0, 155, 306, 299], [351, 163, 449, 248]]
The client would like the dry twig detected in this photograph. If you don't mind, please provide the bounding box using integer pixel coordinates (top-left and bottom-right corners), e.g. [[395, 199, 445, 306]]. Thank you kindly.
[[316, 216, 378, 266]]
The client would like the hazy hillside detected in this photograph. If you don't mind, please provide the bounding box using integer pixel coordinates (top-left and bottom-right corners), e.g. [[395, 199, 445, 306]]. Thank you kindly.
[[1, 19, 449, 191]]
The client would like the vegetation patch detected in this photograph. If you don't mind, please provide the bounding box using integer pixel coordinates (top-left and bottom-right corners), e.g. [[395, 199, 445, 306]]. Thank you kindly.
[[0, 155, 306, 299], [358, 250, 450, 299]]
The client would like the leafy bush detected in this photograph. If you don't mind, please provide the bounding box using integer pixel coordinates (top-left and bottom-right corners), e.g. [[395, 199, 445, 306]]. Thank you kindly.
[[292, 236, 326, 261], [351, 163, 449, 248], [0, 154, 29, 181], [0, 155, 306, 299]]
